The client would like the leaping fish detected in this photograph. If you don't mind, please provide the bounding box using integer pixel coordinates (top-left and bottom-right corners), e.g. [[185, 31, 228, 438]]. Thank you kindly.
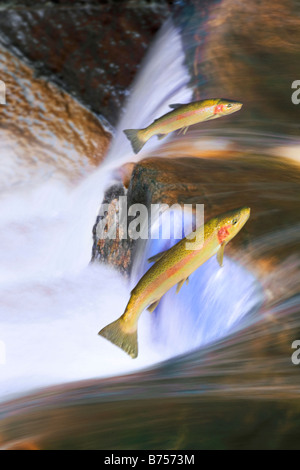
[[123, 99, 243, 154], [99, 206, 250, 358]]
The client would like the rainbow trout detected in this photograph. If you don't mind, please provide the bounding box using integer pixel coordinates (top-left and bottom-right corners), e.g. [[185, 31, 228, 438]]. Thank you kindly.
[[123, 98, 243, 154], [99, 207, 250, 358]]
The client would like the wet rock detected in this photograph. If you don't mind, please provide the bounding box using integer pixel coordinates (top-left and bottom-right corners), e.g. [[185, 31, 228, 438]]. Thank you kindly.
[[91, 183, 135, 276], [0, 44, 110, 190], [0, 1, 172, 128], [115, 162, 136, 190]]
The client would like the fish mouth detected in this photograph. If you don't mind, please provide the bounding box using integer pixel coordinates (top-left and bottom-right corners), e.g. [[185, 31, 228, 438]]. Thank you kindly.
[[239, 206, 251, 226], [229, 102, 243, 114], [243, 206, 251, 218]]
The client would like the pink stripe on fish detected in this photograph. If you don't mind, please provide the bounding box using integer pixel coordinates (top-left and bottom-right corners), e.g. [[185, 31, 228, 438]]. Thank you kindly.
[[153, 109, 199, 130]]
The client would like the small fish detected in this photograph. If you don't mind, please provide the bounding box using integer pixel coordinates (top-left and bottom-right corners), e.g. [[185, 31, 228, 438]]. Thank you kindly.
[[99, 206, 250, 358], [123, 99, 243, 154]]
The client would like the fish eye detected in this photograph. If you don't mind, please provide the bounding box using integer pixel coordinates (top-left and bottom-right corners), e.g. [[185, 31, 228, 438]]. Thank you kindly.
[[232, 218, 238, 225], [227, 104, 233, 109]]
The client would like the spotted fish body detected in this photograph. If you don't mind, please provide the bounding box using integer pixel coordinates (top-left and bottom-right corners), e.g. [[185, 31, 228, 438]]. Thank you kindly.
[[99, 207, 250, 359], [123, 99, 243, 154]]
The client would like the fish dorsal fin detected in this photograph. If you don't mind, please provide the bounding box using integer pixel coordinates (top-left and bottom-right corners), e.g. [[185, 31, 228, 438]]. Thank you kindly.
[[169, 103, 184, 109], [148, 249, 168, 264], [217, 242, 226, 268]]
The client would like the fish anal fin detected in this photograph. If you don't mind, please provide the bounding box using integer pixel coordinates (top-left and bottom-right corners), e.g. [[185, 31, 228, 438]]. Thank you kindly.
[[177, 126, 189, 136], [147, 298, 161, 314], [169, 103, 184, 109], [217, 242, 226, 268], [176, 278, 188, 294]]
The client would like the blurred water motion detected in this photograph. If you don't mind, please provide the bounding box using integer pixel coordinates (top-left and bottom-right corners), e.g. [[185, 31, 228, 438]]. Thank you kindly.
[[1, 0, 300, 450], [175, 0, 300, 136]]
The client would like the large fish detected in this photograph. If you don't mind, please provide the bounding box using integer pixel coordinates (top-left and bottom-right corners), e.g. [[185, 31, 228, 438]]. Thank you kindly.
[[123, 98, 243, 154], [99, 207, 250, 358]]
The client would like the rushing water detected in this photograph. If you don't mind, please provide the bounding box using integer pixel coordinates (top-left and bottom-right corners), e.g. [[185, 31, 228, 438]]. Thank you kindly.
[[0, 20, 198, 401], [1, 7, 300, 450]]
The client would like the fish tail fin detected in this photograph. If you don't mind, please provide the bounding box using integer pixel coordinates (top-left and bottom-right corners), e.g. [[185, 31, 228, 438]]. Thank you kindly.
[[99, 318, 138, 359], [123, 129, 146, 154]]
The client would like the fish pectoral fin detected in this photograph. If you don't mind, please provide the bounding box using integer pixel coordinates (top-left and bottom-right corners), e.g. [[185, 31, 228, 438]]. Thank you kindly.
[[186, 277, 189, 286], [157, 134, 166, 140], [217, 242, 226, 268], [169, 103, 184, 109], [148, 249, 169, 264], [176, 278, 188, 294], [178, 126, 189, 136], [147, 298, 162, 314]]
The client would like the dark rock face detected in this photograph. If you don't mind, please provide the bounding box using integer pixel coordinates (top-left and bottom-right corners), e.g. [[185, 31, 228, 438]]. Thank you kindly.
[[0, 1, 171, 128], [91, 183, 135, 276]]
